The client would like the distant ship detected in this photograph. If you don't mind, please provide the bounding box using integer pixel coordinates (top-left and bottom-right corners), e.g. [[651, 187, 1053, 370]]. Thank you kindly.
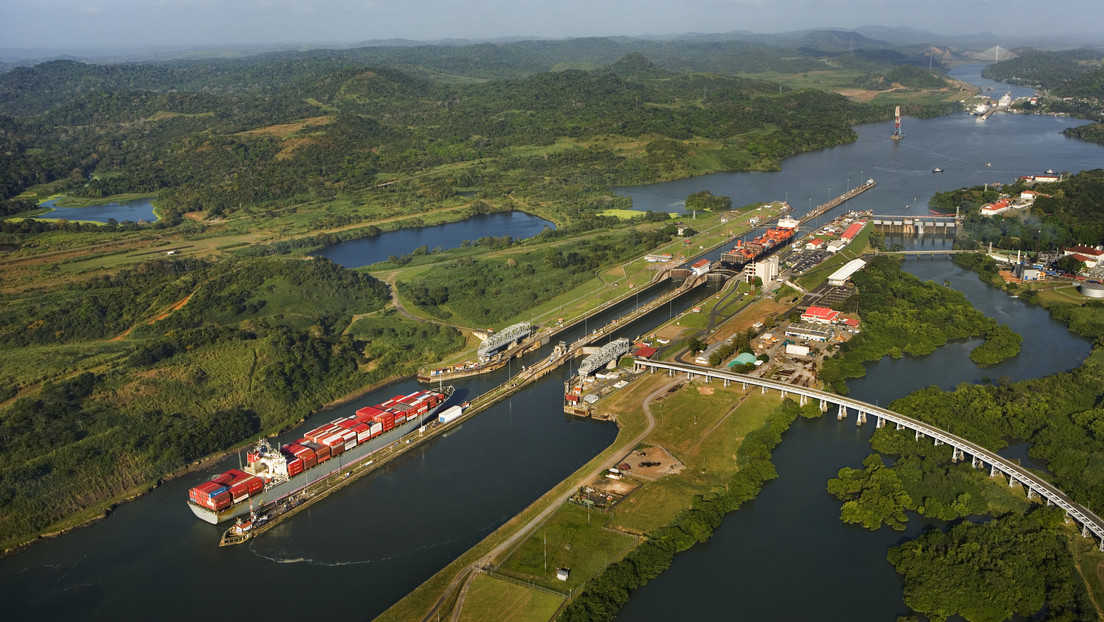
[[932, 167, 943, 173], [891, 106, 904, 140]]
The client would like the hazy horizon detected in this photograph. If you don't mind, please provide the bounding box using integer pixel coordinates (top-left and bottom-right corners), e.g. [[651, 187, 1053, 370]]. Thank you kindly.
[[2, 0, 1103, 54]]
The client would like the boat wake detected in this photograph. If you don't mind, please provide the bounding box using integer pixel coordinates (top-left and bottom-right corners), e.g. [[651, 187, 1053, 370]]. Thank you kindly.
[[247, 517, 502, 566]]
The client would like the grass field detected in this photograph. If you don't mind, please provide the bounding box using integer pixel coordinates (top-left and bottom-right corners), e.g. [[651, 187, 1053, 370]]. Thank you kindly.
[[610, 389, 777, 534], [496, 503, 637, 593], [456, 575, 564, 622]]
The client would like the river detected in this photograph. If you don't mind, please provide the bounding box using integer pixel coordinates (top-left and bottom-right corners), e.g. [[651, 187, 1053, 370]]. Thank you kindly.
[[1, 64, 1101, 621]]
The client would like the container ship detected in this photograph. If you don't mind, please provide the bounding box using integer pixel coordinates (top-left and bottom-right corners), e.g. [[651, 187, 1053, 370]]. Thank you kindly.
[[187, 386, 454, 524], [719, 219, 797, 268]]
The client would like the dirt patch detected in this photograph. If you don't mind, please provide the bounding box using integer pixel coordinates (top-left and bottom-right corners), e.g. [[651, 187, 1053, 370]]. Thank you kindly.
[[836, 89, 882, 102], [275, 137, 321, 161], [617, 446, 684, 482], [696, 386, 714, 396], [237, 115, 332, 138], [183, 212, 205, 221]]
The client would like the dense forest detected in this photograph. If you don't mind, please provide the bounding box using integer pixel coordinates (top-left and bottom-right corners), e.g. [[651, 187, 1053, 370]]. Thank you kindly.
[[982, 49, 1104, 89], [928, 169, 1104, 251], [0, 256, 467, 545], [0, 37, 916, 226], [818, 256, 1021, 393]]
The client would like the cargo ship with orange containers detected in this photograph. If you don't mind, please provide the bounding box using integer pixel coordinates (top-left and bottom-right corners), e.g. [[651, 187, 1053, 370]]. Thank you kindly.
[[719, 217, 798, 268], [187, 386, 454, 524]]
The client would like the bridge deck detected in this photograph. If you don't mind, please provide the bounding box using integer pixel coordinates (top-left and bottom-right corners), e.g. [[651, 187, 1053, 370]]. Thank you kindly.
[[634, 359, 1104, 548]]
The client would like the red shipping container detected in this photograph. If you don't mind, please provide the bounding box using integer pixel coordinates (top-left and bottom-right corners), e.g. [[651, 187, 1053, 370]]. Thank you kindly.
[[300, 453, 317, 470], [393, 413, 407, 425], [314, 445, 331, 463], [356, 406, 385, 420], [373, 411, 395, 425], [212, 472, 234, 485], [335, 419, 359, 430]]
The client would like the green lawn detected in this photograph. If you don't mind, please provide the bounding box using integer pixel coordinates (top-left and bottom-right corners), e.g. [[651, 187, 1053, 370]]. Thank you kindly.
[[497, 503, 637, 593], [610, 390, 778, 534], [457, 575, 564, 622]]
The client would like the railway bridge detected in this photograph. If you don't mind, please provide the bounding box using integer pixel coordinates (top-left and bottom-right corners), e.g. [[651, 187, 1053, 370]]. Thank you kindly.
[[633, 359, 1104, 549]]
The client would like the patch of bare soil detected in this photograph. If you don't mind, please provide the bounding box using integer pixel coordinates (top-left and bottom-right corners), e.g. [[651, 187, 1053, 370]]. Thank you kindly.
[[618, 446, 684, 482]]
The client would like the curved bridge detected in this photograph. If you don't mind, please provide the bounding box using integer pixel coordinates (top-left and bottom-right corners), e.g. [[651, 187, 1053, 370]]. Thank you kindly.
[[634, 359, 1104, 550]]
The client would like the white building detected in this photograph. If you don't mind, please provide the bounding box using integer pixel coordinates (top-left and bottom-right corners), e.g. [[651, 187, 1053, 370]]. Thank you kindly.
[[743, 255, 779, 283], [827, 258, 867, 287], [691, 259, 711, 277]]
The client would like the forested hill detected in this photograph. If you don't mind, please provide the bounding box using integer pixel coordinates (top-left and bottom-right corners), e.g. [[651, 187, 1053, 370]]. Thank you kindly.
[[982, 48, 1104, 89], [0, 52, 885, 223]]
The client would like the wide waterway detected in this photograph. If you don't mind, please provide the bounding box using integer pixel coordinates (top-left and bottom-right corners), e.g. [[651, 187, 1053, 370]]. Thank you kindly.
[[2, 64, 1102, 621]]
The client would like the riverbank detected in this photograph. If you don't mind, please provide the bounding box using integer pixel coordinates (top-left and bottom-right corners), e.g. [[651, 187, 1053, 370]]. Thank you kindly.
[[378, 369, 804, 622]]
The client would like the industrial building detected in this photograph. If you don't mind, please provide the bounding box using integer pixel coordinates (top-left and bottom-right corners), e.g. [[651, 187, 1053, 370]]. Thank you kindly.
[[827, 258, 867, 287], [801, 306, 839, 324], [785, 323, 832, 342]]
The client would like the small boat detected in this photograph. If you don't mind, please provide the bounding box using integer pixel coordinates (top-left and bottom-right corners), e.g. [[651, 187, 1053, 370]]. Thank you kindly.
[[986, 162, 992, 167], [1046, 169, 1055, 174], [932, 167, 943, 173]]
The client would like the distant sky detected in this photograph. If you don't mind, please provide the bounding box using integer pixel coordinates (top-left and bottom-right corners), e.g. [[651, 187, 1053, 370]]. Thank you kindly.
[[2, 0, 1101, 51]]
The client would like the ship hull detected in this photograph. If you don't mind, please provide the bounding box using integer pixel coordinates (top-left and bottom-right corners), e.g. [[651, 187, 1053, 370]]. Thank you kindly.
[[188, 393, 452, 524]]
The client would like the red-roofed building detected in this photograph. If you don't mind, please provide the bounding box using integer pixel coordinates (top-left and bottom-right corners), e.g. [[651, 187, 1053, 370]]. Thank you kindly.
[[691, 259, 711, 276], [1064, 247, 1102, 268], [842, 317, 860, 327], [840, 221, 866, 242], [635, 346, 658, 359], [801, 306, 839, 324], [805, 238, 825, 250], [980, 200, 1010, 216]]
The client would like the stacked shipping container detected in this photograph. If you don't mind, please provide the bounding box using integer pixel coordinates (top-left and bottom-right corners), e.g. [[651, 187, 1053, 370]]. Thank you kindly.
[[188, 389, 449, 514]]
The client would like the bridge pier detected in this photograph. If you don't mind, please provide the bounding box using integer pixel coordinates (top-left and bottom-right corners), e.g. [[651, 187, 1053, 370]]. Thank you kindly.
[[723, 378, 729, 387], [876, 417, 885, 428], [915, 429, 923, 441], [799, 394, 807, 406], [742, 382, 747, 390], [837, 404, 846, 420], [1009, 475, 1017, 489], [819, 399, 828, 412], [1027, 487, 1036, 499], [991, 464, 999, 478], [761, 385, 766, 395], [856, 411, 867, 426], [896, 422, 904, 431], [972, 455, 979, 469], [952, 448, 963, 463], [1084, 525, 1092, 538], [933, 439, 943, 447]]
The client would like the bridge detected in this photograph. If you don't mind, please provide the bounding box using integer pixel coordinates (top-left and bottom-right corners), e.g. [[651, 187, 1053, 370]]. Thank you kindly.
[[632, 359, 1104, 550]]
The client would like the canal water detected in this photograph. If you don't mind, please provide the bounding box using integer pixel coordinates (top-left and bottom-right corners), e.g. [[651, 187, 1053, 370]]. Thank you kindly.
[[40, 197, 158, 224], [2, 64, 1102, 621], [318, 211, 554, 268]]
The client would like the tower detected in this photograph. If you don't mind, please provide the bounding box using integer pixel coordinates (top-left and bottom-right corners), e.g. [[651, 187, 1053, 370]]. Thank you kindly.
[[891, 106, 904, 140]]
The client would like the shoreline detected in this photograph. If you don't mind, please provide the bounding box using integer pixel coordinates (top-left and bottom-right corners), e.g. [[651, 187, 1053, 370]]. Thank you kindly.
[[0, 373, 413, 559]]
